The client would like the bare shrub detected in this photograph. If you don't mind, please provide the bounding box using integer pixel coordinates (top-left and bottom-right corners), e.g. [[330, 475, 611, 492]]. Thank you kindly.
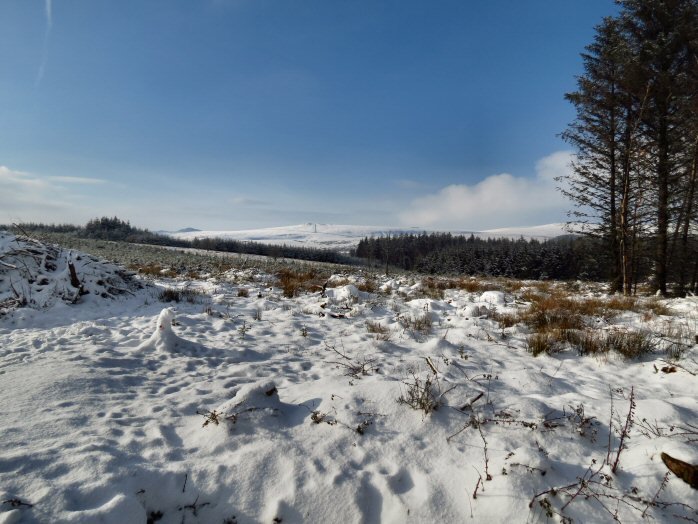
[[400, 313, 433, 336], [397, 373, 451, 415], [366, 320, 391, 340], [324, 341, 377, 379]]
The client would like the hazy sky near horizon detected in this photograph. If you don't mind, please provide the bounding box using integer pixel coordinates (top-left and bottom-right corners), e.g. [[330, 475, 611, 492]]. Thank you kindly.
[[1, 0, 618, 231]]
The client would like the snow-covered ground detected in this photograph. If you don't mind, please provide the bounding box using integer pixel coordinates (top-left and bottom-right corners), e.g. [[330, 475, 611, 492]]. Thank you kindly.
[[1, 232, 697, 524], [168, 223, 570, 252]]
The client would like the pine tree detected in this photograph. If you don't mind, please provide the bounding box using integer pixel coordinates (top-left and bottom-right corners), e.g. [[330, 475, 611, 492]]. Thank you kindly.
[[620, 0, 698, 294], [562, 0, 698, 295]]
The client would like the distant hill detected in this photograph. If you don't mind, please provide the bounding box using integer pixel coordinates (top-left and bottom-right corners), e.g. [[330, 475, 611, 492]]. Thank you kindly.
[[155, 227, 201, 235], [166, 223, 574, 252]]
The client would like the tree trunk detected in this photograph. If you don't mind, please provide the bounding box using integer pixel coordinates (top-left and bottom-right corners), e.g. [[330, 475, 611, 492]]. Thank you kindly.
[[655, 112, 670, 295]]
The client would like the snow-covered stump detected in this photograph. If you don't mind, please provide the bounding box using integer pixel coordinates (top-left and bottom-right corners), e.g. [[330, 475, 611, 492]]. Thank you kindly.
[[138, 308, 183, 352]]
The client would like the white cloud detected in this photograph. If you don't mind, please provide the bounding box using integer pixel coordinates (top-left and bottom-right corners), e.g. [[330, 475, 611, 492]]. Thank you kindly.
[[398, 151, 574, 230], [535, 150, 574, 183], [0, 165, 108, 224]]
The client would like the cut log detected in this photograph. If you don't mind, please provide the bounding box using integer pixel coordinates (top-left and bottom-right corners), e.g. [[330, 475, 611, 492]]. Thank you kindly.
[[661, 452, 698, 489], [68, 262, 81, 289]]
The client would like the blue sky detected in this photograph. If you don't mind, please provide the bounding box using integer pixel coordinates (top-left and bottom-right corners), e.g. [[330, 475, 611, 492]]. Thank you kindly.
[[0, 0, 617, 231]]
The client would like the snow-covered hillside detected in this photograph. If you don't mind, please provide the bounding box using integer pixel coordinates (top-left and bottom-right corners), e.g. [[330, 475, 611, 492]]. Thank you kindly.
[[1, 234, 696, 524], [169, 223, 571, 252], [169, 223, 427, 252]]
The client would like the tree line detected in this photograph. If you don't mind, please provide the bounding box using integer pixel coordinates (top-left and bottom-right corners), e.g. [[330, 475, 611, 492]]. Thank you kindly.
[[560, 0, 698, 295], [354, 233, 609, 281]]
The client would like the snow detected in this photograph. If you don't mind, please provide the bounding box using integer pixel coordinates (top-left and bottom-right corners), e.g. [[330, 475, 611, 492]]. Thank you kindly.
[[479, 223, 574, 240], [1, 233, 697, 523], [478, 290, 507, 305], [168, 222, 572, 252]]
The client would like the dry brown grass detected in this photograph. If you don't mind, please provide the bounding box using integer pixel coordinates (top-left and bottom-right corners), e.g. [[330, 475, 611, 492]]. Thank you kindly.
[[496, 278, 525, 292], [158, 287, 205, 303], [275, 267, 325, 298], [573, 330, 608, 356], [527, 328, 607, 356], [419, 279, 446, 300], [520, 294, 587, 331], [604, 329, 654, 359], [130, 263, 178, 278], [527, 331, 557, 356], [492, 311, 520, 328], [519, 288, 661, 359], [645, 298, 671, 316], [455, 279, 497, 293], [326, 277, 352, 288], [357, 278, 378, 293]]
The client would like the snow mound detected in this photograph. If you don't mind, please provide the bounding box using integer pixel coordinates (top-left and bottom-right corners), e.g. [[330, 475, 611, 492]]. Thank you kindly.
[[65, 493, 145, 524], [0, 232, 141, 314], [210, 380, 307, 432], [221, 380, 281, 410], [461, 304, 488, 317], [478, 290, 507, 305], [324, 284, 370, 304]]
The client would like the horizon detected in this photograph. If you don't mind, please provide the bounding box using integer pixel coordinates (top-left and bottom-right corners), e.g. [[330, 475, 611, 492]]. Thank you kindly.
[[1, 1, 618, 231]]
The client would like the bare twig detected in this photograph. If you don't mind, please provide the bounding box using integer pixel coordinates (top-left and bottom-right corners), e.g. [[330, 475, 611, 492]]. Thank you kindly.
[[611, 386, 635, 474], [642, 473, 670, 518], [472, 467, 484, 500], [425, 356, 438, 375]]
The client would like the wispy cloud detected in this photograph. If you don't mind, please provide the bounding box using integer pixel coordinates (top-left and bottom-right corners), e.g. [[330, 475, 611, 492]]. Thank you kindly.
[[394, 179, 425, 190], [229, 196, 270, 207], [0, 165, 109, 224], [36, 0, 53, 86], [45, 0, 53, 28], [49, 175, 107, 185], [398, 151, 573, 230]]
